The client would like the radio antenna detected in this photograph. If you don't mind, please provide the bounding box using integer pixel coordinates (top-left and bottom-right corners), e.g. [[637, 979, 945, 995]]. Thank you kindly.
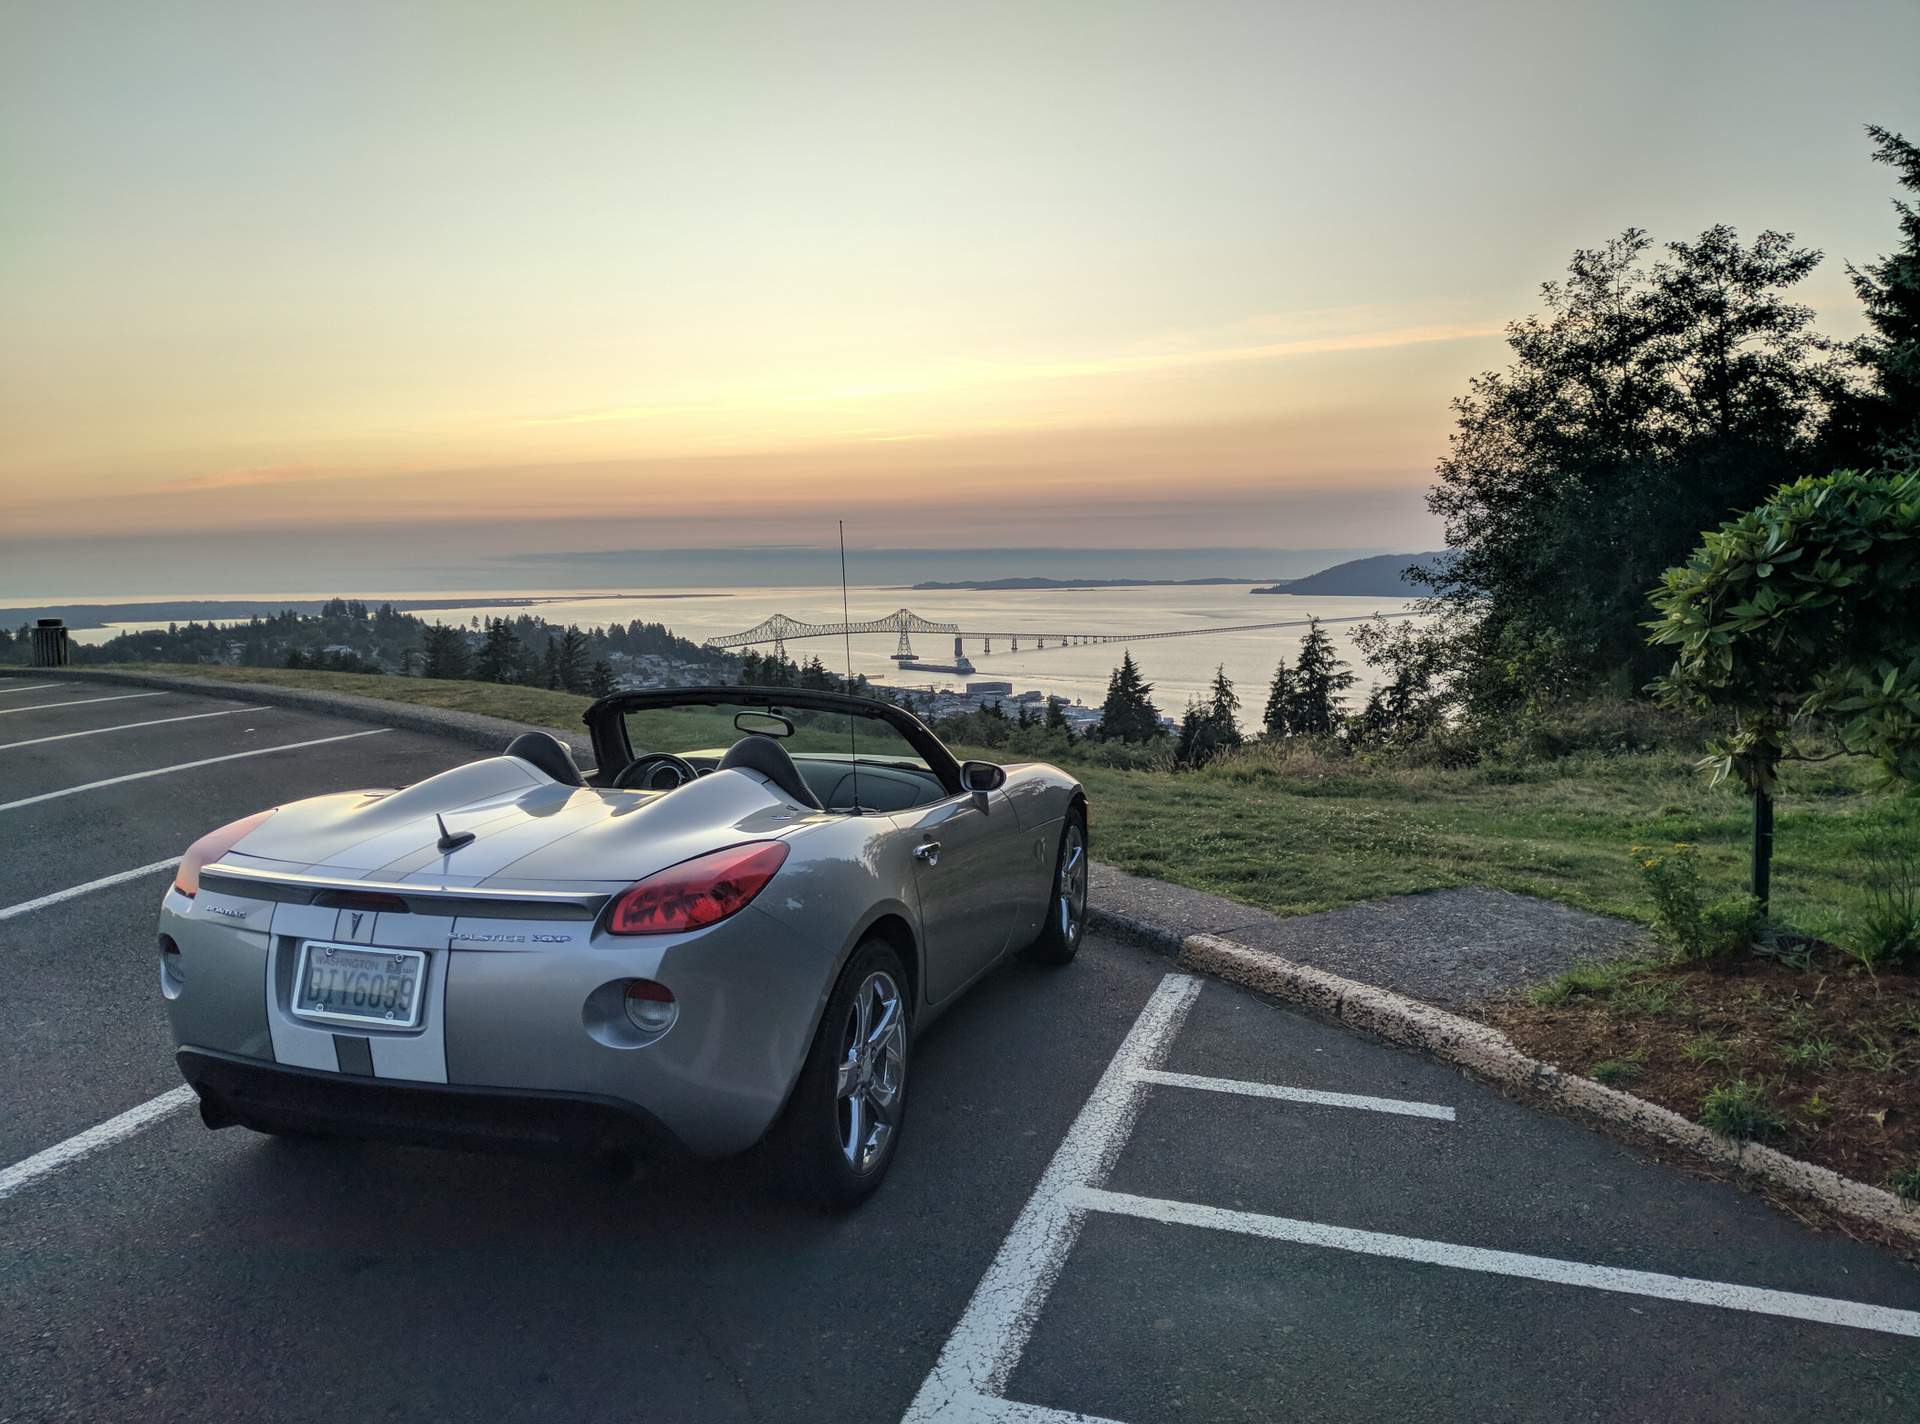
[[839, 520, 861, 814]]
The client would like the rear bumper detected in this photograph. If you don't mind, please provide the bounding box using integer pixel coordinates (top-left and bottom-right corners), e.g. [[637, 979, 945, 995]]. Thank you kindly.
[[178, 1048, 683, 1161]]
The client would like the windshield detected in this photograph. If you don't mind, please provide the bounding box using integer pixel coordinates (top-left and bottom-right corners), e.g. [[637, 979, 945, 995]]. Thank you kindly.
[[621, 699, 928, 770]]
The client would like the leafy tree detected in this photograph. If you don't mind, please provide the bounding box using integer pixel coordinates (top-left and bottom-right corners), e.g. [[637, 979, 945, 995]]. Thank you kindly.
[[1647, 468, 1920, 906], [587, 659, 617, 698], [474, 618, 521, 684], [420, 623, 468, 680], [1418, 225, 1844, 716], [1835, 127, 1920, 467], [1285, 619, 1356, 736], [1349, 616, 1449, 745], [1095, 652, 1162, 742]]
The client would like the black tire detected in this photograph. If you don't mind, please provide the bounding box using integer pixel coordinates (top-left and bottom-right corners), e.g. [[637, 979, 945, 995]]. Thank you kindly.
[[771, 937, 910, 1210], [1024, 808, 1089, 965]]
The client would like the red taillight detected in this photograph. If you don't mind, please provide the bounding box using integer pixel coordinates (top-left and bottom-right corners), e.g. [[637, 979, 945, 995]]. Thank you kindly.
[[173, 809, 276, 898], [607, 841, 789, 935]]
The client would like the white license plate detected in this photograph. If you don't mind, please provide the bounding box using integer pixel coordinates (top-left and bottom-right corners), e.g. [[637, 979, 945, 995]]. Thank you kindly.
[[292, 941, 427, 1029]]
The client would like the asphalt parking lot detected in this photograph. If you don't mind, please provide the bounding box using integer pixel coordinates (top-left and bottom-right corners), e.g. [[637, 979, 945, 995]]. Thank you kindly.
[[2, 674, 1917, 1423]]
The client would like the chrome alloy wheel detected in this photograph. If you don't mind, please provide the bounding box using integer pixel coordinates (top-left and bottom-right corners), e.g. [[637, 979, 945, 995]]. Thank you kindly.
[[836, 970, 905, 1173], [1057, 820, 1088, 945]]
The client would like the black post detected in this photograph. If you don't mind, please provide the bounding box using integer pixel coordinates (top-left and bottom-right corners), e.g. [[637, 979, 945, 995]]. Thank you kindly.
[[28, 618, 70, 668], [1750, 785, 1774, 911]]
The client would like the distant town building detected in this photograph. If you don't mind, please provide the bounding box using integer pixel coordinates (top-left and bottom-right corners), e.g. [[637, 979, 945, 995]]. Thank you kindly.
[[965, 680, 1013, 696]]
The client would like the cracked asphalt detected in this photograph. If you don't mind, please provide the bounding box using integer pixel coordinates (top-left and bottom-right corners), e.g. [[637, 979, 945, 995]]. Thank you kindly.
[[3, 679, 1916, 1422]]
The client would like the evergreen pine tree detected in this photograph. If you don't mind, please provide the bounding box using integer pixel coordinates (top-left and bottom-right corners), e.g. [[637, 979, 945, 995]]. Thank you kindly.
[[1263, 658, 1295, 736], [539, 635, 562, 690], [1844, 126, 1920, 465], [558, 627, 590, 692], [1174, 697, 1227, 767], [1286, 619, 1357, 735], [587, 660, 616, 697], [1095, 652, 1162, 742], [420, 623, 468, 680], [474, 619, 520, 683], [1205, 664, 1242, 749], [1043, 694, 1073, 741]]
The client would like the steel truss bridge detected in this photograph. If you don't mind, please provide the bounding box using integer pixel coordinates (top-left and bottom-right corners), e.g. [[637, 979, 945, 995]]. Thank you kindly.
[[703, 607, 1413, 663]]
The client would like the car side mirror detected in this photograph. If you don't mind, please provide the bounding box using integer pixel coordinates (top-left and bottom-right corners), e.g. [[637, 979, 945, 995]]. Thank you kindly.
[[959, 761, 1006, 797]]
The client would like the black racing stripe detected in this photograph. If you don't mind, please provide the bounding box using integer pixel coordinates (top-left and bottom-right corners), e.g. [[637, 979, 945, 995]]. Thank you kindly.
[[332, 1034, 374, 1077]]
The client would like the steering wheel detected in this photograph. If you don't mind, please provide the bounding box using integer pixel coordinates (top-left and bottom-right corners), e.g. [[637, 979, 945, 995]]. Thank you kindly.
[[613, 752, 699, 792]]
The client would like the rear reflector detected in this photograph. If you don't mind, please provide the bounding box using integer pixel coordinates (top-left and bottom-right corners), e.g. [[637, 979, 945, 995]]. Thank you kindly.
[[623, 979, 678, 1034]]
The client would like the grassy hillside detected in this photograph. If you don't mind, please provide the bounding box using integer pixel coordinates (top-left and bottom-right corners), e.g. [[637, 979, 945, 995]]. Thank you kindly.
[[106, 662, 598, 729], [98, 664, 1913, 941]]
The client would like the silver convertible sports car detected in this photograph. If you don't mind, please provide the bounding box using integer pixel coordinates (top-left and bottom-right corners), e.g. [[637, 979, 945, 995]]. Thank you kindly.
[[159, 687, 1088, 1206]]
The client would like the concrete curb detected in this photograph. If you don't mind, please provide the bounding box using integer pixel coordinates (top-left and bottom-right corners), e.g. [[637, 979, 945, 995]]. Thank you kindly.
[[0, 666, 594, 761], [1176, 930, 1920, 1247]]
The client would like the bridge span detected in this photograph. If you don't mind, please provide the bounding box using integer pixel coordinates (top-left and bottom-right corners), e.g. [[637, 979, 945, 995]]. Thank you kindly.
[[702, 607, 1414, 663]]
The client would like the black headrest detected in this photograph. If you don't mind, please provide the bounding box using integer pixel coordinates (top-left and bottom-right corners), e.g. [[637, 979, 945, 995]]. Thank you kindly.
[[504, 731, 586, 787], [718, 734, 822, 810]]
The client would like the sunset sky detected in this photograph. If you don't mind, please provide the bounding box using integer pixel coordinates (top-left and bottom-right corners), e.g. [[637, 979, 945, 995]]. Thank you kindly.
[[4, 1, 1917, 595]]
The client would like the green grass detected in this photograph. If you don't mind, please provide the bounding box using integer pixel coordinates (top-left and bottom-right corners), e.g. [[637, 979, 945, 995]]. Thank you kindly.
[[101, 663, 1920, 939], [1699, 1077, 1787, 1142], [1526, 958, 1647, 1006], [1890, 1162, 1920, 1205], [1587, 1054, 1645, 1086], [109, 662, 599, 730], [1778, 1035, 1840, 1072], [997, 740, 1918, 943]]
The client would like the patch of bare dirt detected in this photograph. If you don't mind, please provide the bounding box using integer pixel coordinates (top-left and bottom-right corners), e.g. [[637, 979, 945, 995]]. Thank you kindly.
[[1483, 954, 1920, 1194]]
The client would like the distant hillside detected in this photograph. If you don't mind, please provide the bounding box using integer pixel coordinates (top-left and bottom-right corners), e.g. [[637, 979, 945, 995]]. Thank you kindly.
[[908, 577, 1260, 591], [1252, 551, 1448, 598]]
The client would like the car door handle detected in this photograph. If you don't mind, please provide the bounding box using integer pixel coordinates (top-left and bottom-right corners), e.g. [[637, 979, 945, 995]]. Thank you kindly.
[[914, 840, 941, 865]]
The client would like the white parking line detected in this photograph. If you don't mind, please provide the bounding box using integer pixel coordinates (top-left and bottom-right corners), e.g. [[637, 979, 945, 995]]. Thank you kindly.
[[0, 858, 182, 922], [901, 973, 1203, 1424], [0, 705, 267, 752], [1073, 1187, 1920, 1339], [0, 692, 166, 716], [0, 682, 60, 694], [0, 1087, 196, 1205], [1134, 1068, 1456, 1121], [0, 728, 390, 812]]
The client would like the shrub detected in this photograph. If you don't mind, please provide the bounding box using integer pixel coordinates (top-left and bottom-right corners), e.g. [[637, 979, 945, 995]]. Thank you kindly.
[[1648, 468, 1920, 904], [1507, 699, 1709, 760], [1842, 851, 1920, 970], [1633, 843, 1765, 960], [1699, 1077, 1787, 1141]]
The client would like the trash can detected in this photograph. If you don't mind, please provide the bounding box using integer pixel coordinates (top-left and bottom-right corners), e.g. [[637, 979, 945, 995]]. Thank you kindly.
[[29, 618, 71, 668]]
